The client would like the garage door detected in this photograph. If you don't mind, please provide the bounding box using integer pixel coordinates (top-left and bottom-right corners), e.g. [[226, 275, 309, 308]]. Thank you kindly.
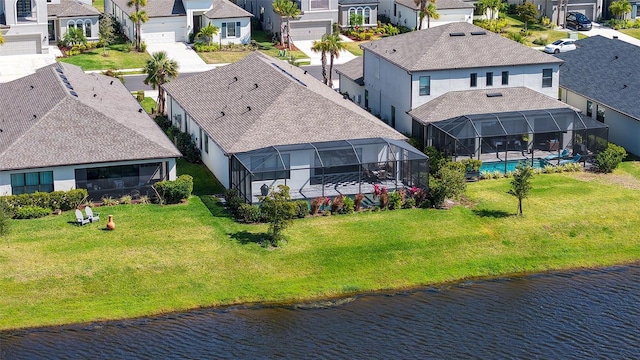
[[289, 21, 331, 41], [142, 31, 176, 44], [0, 34, 40, 55]]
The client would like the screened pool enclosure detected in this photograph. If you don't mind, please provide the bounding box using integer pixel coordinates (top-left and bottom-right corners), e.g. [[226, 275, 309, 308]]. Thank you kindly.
[[230, 138, 429, 203], [424, 108, 608, 169]]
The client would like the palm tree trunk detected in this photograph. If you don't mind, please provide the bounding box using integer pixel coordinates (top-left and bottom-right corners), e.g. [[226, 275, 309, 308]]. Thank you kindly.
[[287, 17, 292, 51], [556, 0, 562, 26], [280, 17, 285, 46], [321, 51, 328, 85], [158, 87, 165, 114], [328, 54, 334, 88], [136, 20, 141, 51]]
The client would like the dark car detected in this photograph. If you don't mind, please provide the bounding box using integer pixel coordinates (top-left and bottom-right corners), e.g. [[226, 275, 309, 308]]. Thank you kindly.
[[566, 12, 592, 30]]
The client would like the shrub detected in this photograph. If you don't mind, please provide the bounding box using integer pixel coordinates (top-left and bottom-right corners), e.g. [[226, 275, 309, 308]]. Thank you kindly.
[[595, 143, 627, 173], [438, 162, 466, 199], [507, 32, 525, 44], [295, 200, 309, 218], [0, 189, 87, 213], [342, 197, 355, 214], [119, 195, 132, 205], [123, 42, 134, 53], [353, 193, 365, 211], [194, 42, 220, 52], [460, 159, 483, 172], [403, 197, 416, 209], [532, 37, 547, 45], [492, 171, 503, 179], [424, 146, 448, 176], [238, 203, 262, 223], [14, 206, 50, 219], [225, 188, 245, 214], [0, 203, 11, 235], [260, 185, 297, 246], [331, 195, 345, 214], [172, 130, 201, 163], [544, 165, 556, 174], [140, 41, 147, 52], [136, 90, 145, 102], [154, 175, 194, 204], [154, 115, 172, 132], [310, 197, 325, 215], [101, 196, 119, 206], [139, 195, 151, 204], [428, 177, 447, 208], [412, 188, 428, 208], [388, 191, 403, 210]]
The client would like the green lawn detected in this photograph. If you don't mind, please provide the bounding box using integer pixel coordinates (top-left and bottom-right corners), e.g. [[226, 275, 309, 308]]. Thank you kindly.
[[92, 0, 104, 12], [140, 97, 156, 114], [619, 28, 640, 40], [198, 50, 254, 64], [496, 15, 587, 47], [252, 29, 308, 61], [3, 163, 640, 330], [343, 41, 365, 56], [58, 43, 151, 71]]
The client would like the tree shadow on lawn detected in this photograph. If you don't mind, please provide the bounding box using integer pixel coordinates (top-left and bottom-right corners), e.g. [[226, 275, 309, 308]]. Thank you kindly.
[[229, 230, 267, 245], [198, 195, 233, 219], [472, 209, 512, 218]]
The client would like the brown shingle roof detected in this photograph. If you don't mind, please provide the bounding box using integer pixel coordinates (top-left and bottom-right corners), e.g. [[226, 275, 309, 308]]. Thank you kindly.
[[110, 0, 186, 18], [0, 63, 181, 171], [408, 87, 577, 124], [361, 22, 562, 72], [47, 0, 100, 18], [204, 0, 253, 19], [163, 52, 405, 154]]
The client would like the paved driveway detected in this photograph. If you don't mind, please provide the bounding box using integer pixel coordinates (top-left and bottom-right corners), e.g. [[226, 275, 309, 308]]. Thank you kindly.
[[294, 35, 358, 66], [0, 47, 62, 83], [146, 42, 218, 73]]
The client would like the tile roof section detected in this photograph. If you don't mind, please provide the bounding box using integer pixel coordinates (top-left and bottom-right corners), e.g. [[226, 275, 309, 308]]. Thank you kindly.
[[0, 63, 181, 171], [205, 0, 253, 19], [110, 0, 186, 18], [361, 22, 562, 72], [334, 56, 364, 85], [47, 0, 101, 18], [163, 52, 405, 154], [408, 87, 577, 124], [555, 35, 640, 121], [395, 0, 474, 10]]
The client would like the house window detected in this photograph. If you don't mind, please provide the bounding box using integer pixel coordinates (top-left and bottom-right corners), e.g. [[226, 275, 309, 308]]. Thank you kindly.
[[391, 106, 396, 128], [542, 68, 553, 88], [310, 0, 329, 10], [11, 171, 54, 195], [251, 154, 290, 181], [586, 100, 593, 117], [419, 76, 430, 96], [68, 21, 76, 29], [596, 105, 605, 122], [502, 71, 509, 85], [17, 0, 32, 18], [486, 72, 493, 86], [204, 135, 209, 154], [394, 3, 397, 16], [199, 127, 203, 150], [84, 20, 92, 37], [364, 7, 371, 24], [222, 22, 240, 38], [349, 7, 357, 24], [364, 89, 369, 108], [470, 73, 477, 87]]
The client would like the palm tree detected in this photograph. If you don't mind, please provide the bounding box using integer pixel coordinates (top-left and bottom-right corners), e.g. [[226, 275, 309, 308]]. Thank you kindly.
[[422, 2, 440, 29], [477, 0, 501, 20], [610, 0, 632, 20], [272, 0, 301, 50], [326, 34, 346, 88], [63, 27, 87, 46], [311, 38, 329, 85], [196, 23, 219, 46], [143, 51, 179, 115], [128, 0, 149, 52]]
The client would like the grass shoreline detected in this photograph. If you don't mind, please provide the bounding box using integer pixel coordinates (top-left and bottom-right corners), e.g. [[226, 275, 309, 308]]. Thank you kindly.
[[2, 164, 640, 331]]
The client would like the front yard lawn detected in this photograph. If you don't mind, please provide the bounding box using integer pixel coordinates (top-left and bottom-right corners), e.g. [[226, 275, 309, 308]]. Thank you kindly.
[[490, 15, 587, 47], [198, 50, 254, 64], [619, 28, 640, 40], [58, 43, 151, 71], [343, 41, 366, 56]]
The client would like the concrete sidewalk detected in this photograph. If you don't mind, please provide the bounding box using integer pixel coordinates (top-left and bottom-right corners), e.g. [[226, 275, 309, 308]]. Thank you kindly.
[[146, 42, 218, 73], [583, 23, 640, 46], [0, 46, 63, 83]]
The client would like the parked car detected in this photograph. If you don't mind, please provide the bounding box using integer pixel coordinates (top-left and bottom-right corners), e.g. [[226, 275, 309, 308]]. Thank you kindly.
[[544, 39, 577, 54], [566, 12, 592, 30]]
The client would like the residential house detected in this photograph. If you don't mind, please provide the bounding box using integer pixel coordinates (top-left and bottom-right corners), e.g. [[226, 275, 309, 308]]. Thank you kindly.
[[509, 0, 604, 25], [337, 22, 608, 163], [0, 0, 99, 55], [163, 52, 428, 203], [0, 63, 181, 200], [377, 0, 474, 30], [105, 0, 252, 44], [556, 36, 640, 155]]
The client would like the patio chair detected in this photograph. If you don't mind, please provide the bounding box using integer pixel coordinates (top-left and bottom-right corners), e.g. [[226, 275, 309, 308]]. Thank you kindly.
[[75, 209, 90, 226], [85, 206, 100, 223], [559, 154, 581, 165], [544, 148, 569, 160]]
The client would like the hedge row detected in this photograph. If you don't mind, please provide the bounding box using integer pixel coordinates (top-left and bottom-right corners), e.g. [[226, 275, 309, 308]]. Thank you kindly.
[[153, 175, 194, 204], [0, 189, 87, 214]]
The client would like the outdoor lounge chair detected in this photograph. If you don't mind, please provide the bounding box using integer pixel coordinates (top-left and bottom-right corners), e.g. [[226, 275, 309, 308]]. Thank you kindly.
[[75, 209, 90, 225], [559, 154, 581, 165], [544, 148, 569, 160], [85, 206, 100, 223]]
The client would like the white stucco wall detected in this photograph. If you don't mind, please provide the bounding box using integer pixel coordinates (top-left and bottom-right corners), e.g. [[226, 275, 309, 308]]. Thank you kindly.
[[337, 74, 365, 107], [209, 17, 252, 45], [60, 17, 100, 40]]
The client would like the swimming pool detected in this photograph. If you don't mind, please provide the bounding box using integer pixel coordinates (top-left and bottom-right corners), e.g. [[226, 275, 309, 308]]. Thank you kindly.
[[480, 159, 549, 173]]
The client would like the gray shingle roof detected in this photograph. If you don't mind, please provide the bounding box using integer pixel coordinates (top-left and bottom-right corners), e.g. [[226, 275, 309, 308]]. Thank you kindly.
[[110, 0, 186, 18], [205, 0, 253, 19], [361, 22, 562, 72], [0, 63, 181, 171], [408, 87, 577, 124], [47, 0, 100, 18], [338, 0, 380, 5], [555, 35, 640, 121], [334, 56, 364, 85], [395, 0, 474, 10], [163, 52, 405, 154]]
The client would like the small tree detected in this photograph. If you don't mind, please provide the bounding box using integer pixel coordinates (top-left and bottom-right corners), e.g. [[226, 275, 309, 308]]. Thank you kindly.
[[438, 161, 467, 199], [196, 23, 219, 46], [609, 0, 632, 20], [477, 0, 502, 20], [272, 0, 301, 50], [128, 0, 149, 52], [259, 185, 297, 247], [595, 143, 627, 173], [99, 15, 115, 56], [63, 27, 87, 47], [143, 51, 179, 114], [311, 36, 329, 85], [508, 163, 534, 216], [516, 2, 538, 31]]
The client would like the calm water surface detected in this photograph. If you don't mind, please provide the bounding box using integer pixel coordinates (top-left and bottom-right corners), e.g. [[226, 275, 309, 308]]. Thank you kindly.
[[2, 265, 639, 359]]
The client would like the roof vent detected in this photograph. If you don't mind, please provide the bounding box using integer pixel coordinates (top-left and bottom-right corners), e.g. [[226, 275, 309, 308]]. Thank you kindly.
[[30, 85, 34, 89], [234, 76, 238, 81], [69, 91, 78, 97], [449, 32, 466, 36], [486, 92, 503, 97], [110, 80, 114, 85], [221, 111, 225, 116], [246, 106, 251, 112], [138, 109, 143, 113], [33, 114, 37, 119], [613, 35, 619, 39], [56, 68, 63, 73], [471, 31, 486, 35], [254, 83, 259, 89], [93, 94, 97, 97]]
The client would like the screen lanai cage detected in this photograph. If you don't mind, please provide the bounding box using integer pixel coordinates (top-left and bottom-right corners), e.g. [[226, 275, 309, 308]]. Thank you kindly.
[[428, 108, 608, 172], [230, 138, 429, 203]]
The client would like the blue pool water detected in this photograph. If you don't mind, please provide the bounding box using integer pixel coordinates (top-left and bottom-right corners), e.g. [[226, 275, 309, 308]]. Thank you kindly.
[[480, 159, 548, 173]]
